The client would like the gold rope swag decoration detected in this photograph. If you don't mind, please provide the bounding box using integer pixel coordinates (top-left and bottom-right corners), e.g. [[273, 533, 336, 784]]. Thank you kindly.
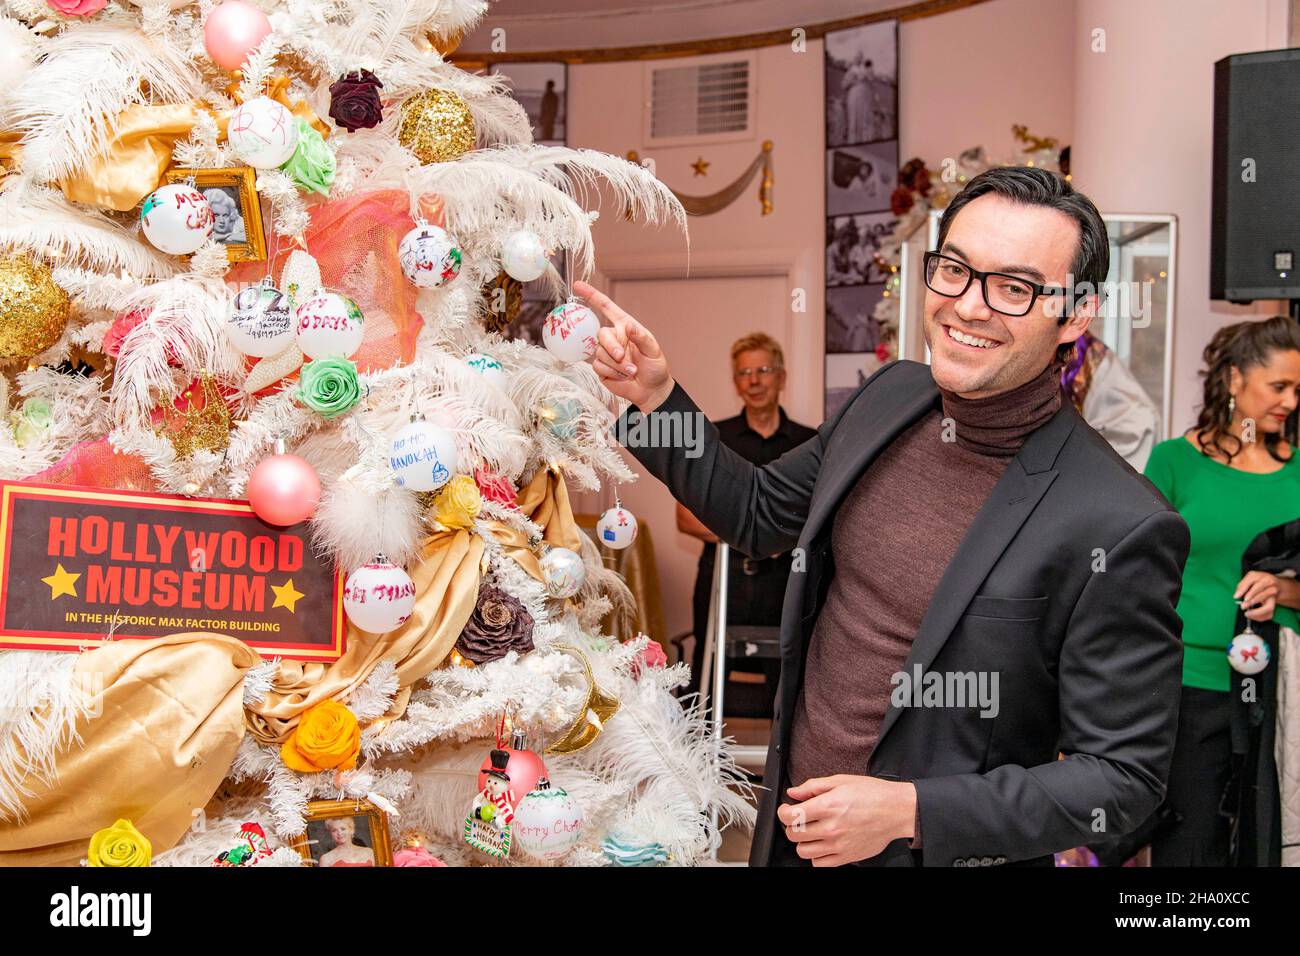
[[627, 141, 773, 217]]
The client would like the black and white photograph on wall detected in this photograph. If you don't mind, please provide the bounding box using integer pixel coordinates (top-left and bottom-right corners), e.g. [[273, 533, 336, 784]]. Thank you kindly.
[[826, 284, 887, 354], [826, 212, 894, 286], [492, 62, 567, 144], [825, 20, 898, 147], [825, 351, 885, 419], [827, 141, 897, 215]]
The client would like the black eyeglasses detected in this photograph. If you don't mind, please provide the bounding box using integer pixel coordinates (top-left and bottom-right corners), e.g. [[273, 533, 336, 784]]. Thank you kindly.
[[923, 251, 1073, 319]]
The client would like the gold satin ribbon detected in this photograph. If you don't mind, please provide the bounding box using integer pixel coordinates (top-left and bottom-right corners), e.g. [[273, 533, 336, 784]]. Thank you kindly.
[[0, 130, 21, 189], [56, 75, 330, 213], [0, 466, 583, 864], [0, 633, 259, 867]]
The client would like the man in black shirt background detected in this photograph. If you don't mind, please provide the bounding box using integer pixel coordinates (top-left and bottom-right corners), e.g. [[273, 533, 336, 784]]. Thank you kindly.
[[678, 333, 816, 711]]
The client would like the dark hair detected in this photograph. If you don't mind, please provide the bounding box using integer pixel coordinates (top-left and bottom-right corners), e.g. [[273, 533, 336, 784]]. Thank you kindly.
[[936, 166, 1109, 363], [1195, 316, 1300, 464]]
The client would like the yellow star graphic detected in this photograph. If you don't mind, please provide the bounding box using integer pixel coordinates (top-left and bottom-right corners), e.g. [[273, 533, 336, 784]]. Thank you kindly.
[[270, 578, 305, 613], [42, 563, 81, 600], [691, 157, 710, 177]]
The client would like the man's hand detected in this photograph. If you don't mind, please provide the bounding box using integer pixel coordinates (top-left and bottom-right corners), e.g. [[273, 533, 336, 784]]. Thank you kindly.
[[574, 280, 675, 412], [1235, 570, 1279, 622], [778, 775, 917, 866]]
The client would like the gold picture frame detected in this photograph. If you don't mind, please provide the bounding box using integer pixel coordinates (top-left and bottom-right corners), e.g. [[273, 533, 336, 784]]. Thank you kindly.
[[164, 166, 267, 263], [291, 799, 394, 867]]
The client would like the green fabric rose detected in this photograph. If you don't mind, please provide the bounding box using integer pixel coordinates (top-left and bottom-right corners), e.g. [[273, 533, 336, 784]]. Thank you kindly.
[[295, 357, 361, 419], [281, 118, 336, 196]]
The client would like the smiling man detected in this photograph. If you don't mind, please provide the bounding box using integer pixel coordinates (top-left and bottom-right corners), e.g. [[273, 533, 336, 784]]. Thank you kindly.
[[581, 166, 1190, 867]]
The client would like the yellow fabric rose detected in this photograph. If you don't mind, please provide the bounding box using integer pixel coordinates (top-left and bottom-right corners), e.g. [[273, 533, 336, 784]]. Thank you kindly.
[[433, 474, 482, 530], [88, 818, 152, 867], [279, 699, 361, 773]]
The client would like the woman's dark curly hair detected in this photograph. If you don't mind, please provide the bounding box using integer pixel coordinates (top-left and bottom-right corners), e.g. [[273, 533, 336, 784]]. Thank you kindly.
[[1195, 316, 1300, 464]]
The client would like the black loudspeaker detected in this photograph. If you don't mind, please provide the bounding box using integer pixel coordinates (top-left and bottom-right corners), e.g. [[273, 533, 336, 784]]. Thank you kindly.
[[1211, 48, 1300, 302]]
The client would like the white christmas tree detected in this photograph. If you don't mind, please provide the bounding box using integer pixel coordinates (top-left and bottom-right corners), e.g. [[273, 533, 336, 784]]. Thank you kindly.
[[0, 0, 752, 866]]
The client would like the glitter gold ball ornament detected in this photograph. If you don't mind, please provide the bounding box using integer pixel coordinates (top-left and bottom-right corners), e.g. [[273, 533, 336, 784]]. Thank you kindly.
[[398, 90, 476, 165], [0, 256, 71, 361]]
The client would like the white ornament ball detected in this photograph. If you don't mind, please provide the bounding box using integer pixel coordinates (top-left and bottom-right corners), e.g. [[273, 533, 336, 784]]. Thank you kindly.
[[540, 547, 586, 598], [294, 291, 365, 359], [596, 505, 638, 550], [543, 302, 600, 363], [1228, 631, 1271, 675], [464, 352, 506, 389], [398, 224, 461, 288], [227, 283, 294, 357], [344, 558, 417, 633], [501, 229, 549, 282], [140, 184, 214, 255], [513, 781, 584, 861], [228, 96, 299, 169], [388, 419, 458, 492]]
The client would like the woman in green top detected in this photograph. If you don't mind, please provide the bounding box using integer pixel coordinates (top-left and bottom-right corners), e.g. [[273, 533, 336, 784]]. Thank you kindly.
[[1143, 316, 1300, 865]]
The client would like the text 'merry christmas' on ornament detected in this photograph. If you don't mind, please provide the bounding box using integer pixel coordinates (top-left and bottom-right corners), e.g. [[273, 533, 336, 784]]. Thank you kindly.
[[140, 184, 214, 255]]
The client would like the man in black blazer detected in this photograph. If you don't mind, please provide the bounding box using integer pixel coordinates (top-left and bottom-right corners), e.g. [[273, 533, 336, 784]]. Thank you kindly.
[[577, 167, 1189, 867]]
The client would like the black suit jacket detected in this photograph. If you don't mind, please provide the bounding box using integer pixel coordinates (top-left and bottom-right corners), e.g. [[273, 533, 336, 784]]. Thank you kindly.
[[617, 359, 1190, 867]]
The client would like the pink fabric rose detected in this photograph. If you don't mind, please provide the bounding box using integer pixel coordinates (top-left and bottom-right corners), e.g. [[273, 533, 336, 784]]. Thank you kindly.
[[47, 0, 107, 16], [475, 466, 519, 510], [394, 847, 446, 867], [632, 638, 668, 678]]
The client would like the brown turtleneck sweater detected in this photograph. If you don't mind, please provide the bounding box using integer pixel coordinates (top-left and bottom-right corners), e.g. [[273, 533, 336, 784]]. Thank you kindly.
[[785, 362, 1063, 811]]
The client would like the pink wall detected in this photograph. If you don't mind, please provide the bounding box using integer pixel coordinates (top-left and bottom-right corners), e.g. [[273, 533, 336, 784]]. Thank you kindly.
[[1071, 0, 1290, 435], [900, 0, 1077, 164]]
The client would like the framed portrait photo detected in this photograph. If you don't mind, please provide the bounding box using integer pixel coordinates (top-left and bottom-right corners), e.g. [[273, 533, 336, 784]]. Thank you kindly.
[[291, 799, 394, 868], [164, 166, 267, 263]]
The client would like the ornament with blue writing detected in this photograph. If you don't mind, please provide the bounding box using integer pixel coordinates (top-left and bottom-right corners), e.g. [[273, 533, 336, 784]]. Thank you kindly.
[[388, 418, 457, 492]]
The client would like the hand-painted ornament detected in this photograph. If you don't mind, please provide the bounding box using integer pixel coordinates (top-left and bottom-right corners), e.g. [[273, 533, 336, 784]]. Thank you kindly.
[[540, 546, 585, 599], [228, 96, 299, 169], [0, 256, 71, 361], [597, 504, 638, 550], [464, 352, 505, 388], [140, 184, 214, 255], [398, 89, 476, 165], [465, 747, 516, 860], [500, 229, 549, 282], [543, 301, 600, 363], [1228, 626, 1271, 675], [294, 290, 364, 359], [513, 778, 584, 861], [227, 279, 294, 357], [204, 1, 273, 71], [388, 417, 457, 491], [247, 439, 320, 525], [476, 732, 547, 799], [398, 223, 461, 288], [344, 555, 417, 633], [212, 822, 273, 867]]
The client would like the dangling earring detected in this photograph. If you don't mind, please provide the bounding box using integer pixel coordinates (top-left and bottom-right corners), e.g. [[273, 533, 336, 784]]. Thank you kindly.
[[1228, 394, 1236, 419]]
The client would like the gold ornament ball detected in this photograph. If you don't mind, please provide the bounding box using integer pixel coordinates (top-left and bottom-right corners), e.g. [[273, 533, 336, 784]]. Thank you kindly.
[[398, 90, 476, 165], [0, 256, 70, 362]]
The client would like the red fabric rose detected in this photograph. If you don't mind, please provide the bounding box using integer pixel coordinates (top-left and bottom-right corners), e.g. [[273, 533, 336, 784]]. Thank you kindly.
[[328, 70, 384, 133]]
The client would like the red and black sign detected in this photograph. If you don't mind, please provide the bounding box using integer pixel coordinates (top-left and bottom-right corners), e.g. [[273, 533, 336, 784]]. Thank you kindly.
[[0, 481, 345, 661]]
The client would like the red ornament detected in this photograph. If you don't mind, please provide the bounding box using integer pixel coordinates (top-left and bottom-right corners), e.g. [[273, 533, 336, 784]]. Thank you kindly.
[[477, 742, 547, 800], [247, 446, 320, 526]]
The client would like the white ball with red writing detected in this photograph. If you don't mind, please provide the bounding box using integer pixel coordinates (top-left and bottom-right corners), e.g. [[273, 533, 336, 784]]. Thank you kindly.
[[542, 302, 600, 363], [228, 96, 299, 168], [294, 291, 365, 360], [344, 557, 416, 633], [399, 224, 461, 288], [140, 184, 214, 255], [512, 779, 584, 861]]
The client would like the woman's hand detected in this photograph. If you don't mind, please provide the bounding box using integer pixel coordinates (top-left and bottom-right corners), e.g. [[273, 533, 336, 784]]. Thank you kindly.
[[1235, 570, 1280, 622], [574, 280, 675, 412]]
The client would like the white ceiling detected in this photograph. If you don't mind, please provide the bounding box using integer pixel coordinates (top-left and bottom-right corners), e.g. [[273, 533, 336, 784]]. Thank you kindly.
[[461, 0, 911, 54]]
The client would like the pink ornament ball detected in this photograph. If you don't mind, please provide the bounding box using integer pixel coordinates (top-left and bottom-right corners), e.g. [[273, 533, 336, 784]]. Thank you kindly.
[[477, 747, 547, 801], [247, 453, 320, 526], [204, 1, 273, 72]]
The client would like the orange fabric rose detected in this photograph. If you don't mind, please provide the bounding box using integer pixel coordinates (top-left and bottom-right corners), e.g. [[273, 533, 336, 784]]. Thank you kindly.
[[279, 700, 361, 773]]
